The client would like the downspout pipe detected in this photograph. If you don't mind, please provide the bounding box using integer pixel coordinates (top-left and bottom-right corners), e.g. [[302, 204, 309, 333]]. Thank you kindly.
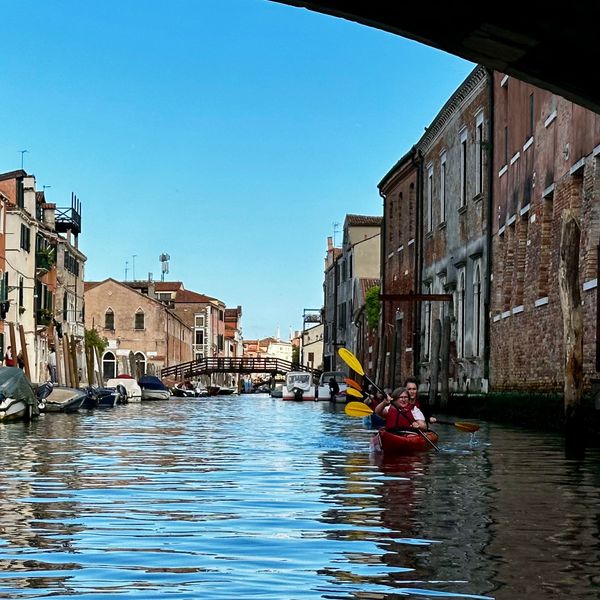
[[378, 188, 387, 385], [483, 67, 494, 386], [414, 146, 424, 376]]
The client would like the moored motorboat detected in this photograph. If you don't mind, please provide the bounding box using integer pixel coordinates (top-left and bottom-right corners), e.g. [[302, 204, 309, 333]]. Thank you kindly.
[[282, 371, 316, 401], [42, 385, 86, 413], [138, 375, 171, 401], [374, 428, 439, 454], [0, 366, 41, 421], [108, 377, 142, 402], [206, 385, 221, 396], [171, 382, 196, 397], [316, 371, 347, 402]]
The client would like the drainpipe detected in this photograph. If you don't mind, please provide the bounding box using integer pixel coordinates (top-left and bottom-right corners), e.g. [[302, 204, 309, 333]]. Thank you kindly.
[[483, 68, 494, 387], [414, 147, 424, 377], [378, 188, 387, 384]]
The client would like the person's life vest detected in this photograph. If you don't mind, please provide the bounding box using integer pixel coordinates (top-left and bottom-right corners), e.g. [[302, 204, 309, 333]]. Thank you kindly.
[[385, 405, 416, 431]]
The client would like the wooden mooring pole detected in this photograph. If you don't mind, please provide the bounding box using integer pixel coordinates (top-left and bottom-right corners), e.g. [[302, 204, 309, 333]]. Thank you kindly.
[[558, 210, 584, 440]]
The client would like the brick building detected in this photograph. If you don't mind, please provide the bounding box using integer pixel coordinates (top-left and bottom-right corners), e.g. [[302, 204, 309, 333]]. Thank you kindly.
[[378, 147, 420, 388], [84, 278, 192, 379], [490, 73, 600, 392], [418, 66, 490, 393]]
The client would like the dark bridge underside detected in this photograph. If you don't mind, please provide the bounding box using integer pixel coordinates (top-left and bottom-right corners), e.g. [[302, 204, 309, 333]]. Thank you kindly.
[[274, 2, 600, 115]]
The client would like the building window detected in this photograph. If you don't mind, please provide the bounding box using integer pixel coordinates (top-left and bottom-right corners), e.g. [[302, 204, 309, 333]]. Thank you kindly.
[[440, 152, 447, 222], [426, 164, 433, 231], [475, 112, 484, 196], [134, 352, 146, 378], [18, 277, 24, 310], [460, 129, 468, 207], [195, 329, 204, 345], [20, 224, 31, 252], [104, 308, 115, 330], [134, 310, 144, 330], [195, 352, 204, 361], [423, 282, 432, 359], [195, 315, 205, 327], [457, 269, 466, 358], [473, 263, 482, 357], [103, 351, 117, 379], [528, 93, 535, 139]]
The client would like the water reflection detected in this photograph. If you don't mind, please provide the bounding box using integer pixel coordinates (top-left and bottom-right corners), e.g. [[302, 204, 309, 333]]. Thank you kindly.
[[0, 398, 598, 598]]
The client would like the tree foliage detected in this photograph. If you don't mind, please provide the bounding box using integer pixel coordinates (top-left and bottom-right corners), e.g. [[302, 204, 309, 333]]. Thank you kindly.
[[85, 328, 108, 354], [365, 285, 381, 330]]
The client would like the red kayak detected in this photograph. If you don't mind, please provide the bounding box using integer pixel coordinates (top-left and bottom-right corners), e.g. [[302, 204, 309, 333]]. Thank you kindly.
[[372, 429, 439, 454]]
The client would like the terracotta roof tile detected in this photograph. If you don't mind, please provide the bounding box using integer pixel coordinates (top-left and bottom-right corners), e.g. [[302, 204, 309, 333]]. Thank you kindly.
[[345, 214, 383, 227]]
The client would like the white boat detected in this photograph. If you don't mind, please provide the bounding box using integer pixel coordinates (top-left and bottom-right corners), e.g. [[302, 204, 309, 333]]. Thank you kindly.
[[138, 375, 171, 401], [282, 371, 316, 401], [0, 367, 40, 421], [41, 385, 86, 413], [316, 371, 348, 402], [107, 377, 142, 402]]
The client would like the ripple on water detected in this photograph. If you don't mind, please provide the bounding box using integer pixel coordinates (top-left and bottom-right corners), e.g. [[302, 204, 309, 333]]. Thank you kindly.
[[2, 398, 600, 598]]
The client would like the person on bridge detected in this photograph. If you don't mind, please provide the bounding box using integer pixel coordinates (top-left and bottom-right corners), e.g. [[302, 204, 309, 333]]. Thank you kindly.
[[374, 387, 427, 433]]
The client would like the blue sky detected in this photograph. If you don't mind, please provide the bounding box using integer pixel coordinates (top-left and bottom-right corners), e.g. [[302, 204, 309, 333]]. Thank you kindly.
[[1, 0, 473, 339]]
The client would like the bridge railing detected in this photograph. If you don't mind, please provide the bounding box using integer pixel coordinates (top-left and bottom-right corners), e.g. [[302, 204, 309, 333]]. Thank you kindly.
[[161, 356, 321, 382]]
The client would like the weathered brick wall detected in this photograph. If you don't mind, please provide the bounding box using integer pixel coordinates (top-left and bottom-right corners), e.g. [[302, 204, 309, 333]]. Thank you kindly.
[[85, 280, 192, 372], [420, 67, 489, 392], [379, 153, 418, 387], [491, 75, 600, 391]]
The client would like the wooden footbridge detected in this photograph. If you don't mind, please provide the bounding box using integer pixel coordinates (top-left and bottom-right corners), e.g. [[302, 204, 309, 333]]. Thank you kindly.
[[161, 356, 321, 381]]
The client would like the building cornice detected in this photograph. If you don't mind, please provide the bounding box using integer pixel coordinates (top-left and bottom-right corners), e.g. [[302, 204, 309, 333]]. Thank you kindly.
[[417, 65, 488, 152]]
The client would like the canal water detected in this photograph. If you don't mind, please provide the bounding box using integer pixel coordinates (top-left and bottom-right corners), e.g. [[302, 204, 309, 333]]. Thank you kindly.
[[0, 394, 599, 600]]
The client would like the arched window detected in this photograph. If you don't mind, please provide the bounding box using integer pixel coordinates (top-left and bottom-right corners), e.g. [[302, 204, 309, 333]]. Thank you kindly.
[[457, 270, 466, 358], [103, 351, 116, 379], [134, 352, 146, 378], [134, 309, 145, 330], [473, 264, 482, 357], [105, 308, 115, 330], [423, 282, 432, 359]]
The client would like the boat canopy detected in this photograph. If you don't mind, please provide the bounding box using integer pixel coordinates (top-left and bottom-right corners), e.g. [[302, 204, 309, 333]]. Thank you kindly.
[[319, 371, 345, 385], [285, 372, 312, 391], [138, 375, 169, 391], [0, 366, 39, 411]]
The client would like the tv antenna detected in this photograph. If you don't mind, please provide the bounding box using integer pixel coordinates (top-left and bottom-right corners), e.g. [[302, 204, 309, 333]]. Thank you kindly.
[[159, 253, 170, 282], [333, 222, 340, 247]]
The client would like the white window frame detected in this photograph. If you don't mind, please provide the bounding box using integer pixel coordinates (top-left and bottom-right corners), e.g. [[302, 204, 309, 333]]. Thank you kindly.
[[456, 268, 466, 358], [460, 128, 468, 208], [475, 112, 484, 196], [472, 261, 482, 357], [439, 151, 447, 223], [423, 282, 432, 359], [426, 163, 433, 232]]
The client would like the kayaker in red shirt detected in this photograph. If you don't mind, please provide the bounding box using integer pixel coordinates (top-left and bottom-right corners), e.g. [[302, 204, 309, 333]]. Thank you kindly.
[[374, 386, 427, 433]]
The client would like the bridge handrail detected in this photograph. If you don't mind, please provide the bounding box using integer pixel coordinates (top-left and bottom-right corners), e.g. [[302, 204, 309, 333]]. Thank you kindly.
[[161, 356, 321, 382]]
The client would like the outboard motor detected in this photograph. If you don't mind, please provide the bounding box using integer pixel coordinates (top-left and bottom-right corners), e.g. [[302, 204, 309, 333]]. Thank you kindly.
[[292, 387, 304, 401], [116, 384, 128, 404], [36, 381, 54, 412]]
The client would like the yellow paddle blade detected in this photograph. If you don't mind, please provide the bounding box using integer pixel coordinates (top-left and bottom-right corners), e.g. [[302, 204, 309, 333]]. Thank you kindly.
[[344, 401, 374, 417], [338, 348, 365, 376], [345, 387, 363, 399]]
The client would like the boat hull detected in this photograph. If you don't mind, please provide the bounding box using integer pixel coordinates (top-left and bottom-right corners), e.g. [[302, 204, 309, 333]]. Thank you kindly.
[[0, 397, 28, 421], [43, 387, 87, 413], [375, 429, 439, 454], [141, 390, 171, 401]]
